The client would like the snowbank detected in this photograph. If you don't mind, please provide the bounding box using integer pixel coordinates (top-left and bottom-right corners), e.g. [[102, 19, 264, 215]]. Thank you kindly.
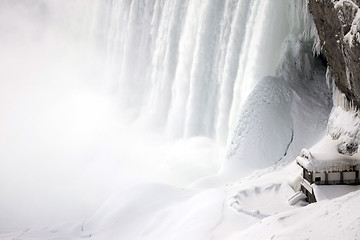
[[297, 136, 360, 172], [227, 189, 360, 240], [313, 184, 360, 201], [328, 106, 360, 155]]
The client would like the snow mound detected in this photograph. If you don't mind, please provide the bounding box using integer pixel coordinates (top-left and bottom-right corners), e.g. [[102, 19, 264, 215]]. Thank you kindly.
[[225, 76, 293, 176], [137, 189, 226, 240], [328, 106, 360, 155], [222, 35, 332, 182], [227, 189, 360, 240], [82, 183, 194, 239]]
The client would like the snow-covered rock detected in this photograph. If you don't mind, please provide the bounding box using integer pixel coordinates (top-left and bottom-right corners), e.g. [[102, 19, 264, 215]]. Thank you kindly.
[[309, 0, 360, 107], [328, 106, 360, 155]]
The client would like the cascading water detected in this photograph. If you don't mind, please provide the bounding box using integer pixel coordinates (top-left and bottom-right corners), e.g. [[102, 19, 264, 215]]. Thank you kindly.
[[94, 0, 292, 144]]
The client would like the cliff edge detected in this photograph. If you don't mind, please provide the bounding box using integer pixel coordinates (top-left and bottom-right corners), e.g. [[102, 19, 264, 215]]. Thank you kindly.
[[309, 0, 360, 106]]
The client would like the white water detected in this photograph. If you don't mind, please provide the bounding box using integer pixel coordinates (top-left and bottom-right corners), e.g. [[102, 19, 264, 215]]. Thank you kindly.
[[0, 0, 299, 143], [93, 0, 292, 143]]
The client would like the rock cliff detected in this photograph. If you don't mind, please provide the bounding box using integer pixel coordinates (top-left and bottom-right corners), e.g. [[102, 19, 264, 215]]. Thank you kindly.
[[308, 0, 360, 107]]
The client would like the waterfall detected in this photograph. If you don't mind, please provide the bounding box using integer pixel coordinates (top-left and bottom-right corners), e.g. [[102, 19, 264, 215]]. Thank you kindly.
[[93, 0, 292, 144], [0, 0, 313, 148]]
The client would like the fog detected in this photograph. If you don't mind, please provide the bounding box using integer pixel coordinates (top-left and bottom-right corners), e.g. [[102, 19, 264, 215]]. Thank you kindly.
[[0, 0, 223, 228]]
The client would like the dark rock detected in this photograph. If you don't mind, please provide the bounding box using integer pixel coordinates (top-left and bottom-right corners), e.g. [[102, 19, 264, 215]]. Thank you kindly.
[[308, 0, 360, 107], [338, 140, 358, 155]]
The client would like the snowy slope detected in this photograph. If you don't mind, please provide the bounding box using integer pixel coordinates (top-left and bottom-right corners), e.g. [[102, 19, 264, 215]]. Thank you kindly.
[[2, 161, 360, 240], [0, 165, 295, 240], [228, 190, 360, 240]]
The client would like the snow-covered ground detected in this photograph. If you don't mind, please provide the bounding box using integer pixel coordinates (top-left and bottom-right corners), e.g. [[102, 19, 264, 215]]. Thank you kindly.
[[2, 161, 360, 240]]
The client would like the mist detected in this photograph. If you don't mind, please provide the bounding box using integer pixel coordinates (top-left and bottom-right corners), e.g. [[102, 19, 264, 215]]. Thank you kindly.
[[0, 0, 223, 228]]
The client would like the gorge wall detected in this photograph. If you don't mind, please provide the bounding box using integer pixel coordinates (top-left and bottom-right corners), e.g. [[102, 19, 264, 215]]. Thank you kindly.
[[308, 0, 360, 107]]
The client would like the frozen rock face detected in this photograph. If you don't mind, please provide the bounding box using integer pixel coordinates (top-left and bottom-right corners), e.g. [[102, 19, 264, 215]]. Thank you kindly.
[[328, 106, 360, 155], [308, 0, 360, 107]]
